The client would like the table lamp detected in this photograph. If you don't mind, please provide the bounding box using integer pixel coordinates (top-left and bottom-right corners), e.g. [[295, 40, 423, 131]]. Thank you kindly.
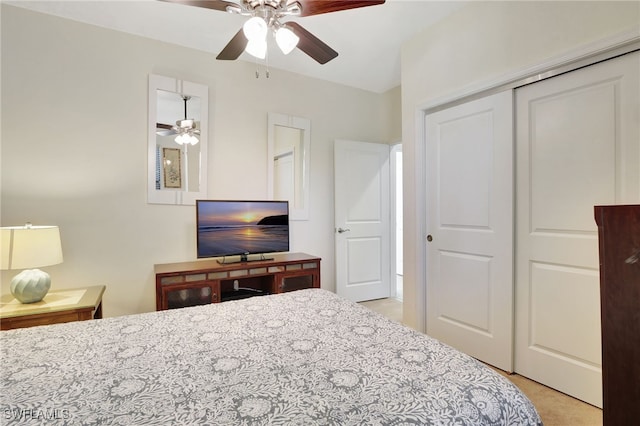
[[1, 223, 63, 303]]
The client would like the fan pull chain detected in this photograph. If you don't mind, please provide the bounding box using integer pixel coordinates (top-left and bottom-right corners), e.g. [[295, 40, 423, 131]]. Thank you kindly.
[[255, 67, 270, 79], [254, 50, 270, 79]]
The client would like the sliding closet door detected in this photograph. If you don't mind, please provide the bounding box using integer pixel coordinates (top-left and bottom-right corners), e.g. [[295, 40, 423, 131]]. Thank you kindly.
[[515, 52, 639, 407], [425, 91, 514, 372]]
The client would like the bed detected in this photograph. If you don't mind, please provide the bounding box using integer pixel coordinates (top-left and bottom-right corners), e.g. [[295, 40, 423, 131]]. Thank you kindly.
[[1, 288, 542, 425]]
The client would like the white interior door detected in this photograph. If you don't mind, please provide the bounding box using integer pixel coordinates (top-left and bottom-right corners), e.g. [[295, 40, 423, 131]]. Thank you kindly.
[[515, 52, 639, 407], [425, 90, 514, 372], [335, 140, 390, 302]]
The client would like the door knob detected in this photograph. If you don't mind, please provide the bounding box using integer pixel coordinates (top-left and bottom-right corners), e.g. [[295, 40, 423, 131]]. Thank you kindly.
[[337, 227, 351, 234], [427, 234, 433, 242]]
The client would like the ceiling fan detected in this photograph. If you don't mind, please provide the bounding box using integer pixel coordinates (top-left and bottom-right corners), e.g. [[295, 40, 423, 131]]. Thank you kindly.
[[161, 0, 385, 64], [156, 95, 200, 146]]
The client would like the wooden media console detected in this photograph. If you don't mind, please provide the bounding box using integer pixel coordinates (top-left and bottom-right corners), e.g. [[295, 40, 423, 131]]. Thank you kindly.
[[155, 252, 321, 310]]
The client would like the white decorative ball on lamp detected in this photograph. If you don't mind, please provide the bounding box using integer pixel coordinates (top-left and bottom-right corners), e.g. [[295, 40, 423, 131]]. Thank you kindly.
[[1, 223, 63, 303]]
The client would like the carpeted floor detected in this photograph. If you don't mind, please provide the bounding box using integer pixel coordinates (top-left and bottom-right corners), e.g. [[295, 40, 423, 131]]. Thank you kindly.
[[495, 370, 602, 425], [360, 298, 603, 426]]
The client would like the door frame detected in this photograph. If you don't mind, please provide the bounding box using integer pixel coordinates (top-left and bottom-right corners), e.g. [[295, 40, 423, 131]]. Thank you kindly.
[[411, 31, 639, 333], [390, 143, 402, 300]]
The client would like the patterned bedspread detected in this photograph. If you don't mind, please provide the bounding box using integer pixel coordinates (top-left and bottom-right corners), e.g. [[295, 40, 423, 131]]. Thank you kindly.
[[1, 289, 542, 425]]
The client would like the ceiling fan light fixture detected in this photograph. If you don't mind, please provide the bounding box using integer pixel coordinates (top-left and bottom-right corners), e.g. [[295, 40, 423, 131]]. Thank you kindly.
[[174, 132, 199, 146], [186, 134, 199, 145], [225, 5, 243, 14], [174, 133, 188, 145], [166, 0, 386, 65], [175, 119, 196, 130], [243, 16, 268, 41], [282, 1, 302, 16], [275, 26, 299, 55], [173, 118, 200, 146], [245, 38, 267, 59]]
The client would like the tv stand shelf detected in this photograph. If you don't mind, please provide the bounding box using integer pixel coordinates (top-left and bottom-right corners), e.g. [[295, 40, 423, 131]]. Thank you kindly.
[[155, 253, 321, 310]]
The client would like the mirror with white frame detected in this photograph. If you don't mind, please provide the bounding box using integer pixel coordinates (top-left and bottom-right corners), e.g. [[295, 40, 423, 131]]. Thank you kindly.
[[267, 113, 310, 221], [148, 74, 208, 205]]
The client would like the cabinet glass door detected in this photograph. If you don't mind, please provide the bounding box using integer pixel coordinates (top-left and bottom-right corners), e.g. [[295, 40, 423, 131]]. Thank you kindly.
[[166, 286, 214, 309]]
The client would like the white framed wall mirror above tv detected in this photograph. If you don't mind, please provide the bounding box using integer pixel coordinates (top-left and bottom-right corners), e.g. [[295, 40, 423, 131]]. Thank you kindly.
[[267, 113, 310, 221], [147, 74, 209, 205]]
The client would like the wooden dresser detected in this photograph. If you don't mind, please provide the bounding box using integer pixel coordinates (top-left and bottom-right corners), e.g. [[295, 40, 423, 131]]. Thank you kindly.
[[595, 205, 640, 425]]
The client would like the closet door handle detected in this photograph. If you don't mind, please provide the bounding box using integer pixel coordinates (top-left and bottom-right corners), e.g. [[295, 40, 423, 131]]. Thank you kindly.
[[427, 235, 433, 242], [337, 228, 351, 234]]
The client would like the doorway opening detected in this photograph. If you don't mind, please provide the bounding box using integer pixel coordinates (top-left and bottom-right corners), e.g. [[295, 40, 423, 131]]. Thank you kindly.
[[356, 142, 403, 323]]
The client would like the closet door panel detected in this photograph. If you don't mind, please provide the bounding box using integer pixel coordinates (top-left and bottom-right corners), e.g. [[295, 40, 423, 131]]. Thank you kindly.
[[530, 83, 617, 231], [425, 90, 514, 372], [515, 51, 639, 408], [529, 262, 601, 365]]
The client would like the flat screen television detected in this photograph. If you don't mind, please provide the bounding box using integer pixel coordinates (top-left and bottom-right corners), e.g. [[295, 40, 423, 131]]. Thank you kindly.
[[196, 200, 289, 263]]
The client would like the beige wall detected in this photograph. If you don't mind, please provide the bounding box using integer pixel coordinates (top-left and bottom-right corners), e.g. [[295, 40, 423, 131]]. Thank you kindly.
[[0, 5, 399, 317], [400, 1, 639, 330]]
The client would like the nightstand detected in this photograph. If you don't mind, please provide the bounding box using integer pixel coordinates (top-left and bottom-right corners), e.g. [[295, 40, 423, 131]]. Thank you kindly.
[[0, 285, 105, 330]]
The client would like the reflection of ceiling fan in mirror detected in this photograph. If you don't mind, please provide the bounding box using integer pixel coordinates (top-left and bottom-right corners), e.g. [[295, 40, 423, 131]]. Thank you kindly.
[[161, 0, 385, 64], [156, 95, 200, 146], [173, 95, 200, 146]]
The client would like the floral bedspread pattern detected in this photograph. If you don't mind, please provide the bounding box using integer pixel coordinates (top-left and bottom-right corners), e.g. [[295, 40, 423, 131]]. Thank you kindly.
[[1, 289, 542, 425]]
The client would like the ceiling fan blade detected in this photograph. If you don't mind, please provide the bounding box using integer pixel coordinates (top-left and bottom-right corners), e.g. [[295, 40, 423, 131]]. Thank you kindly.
[[295, 0, 385, 17], [216, 29, 249, 60], [287, 22, 338, 64], [159, 0, 237, 12], [156, 123, 177, 136]]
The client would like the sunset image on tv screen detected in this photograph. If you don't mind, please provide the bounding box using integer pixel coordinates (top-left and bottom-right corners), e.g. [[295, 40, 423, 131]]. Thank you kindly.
[[197, 201, 289, 258]]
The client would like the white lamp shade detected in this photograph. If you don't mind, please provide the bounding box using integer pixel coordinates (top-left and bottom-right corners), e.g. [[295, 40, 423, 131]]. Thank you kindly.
[[245, 38, 267, 59], [243, 17, 268, 41], [1, 225, 63, 270], [276, 26, 300, 55]]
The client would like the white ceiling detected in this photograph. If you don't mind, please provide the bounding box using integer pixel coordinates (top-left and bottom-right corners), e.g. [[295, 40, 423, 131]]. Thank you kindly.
[[7, 0, 466, 93]]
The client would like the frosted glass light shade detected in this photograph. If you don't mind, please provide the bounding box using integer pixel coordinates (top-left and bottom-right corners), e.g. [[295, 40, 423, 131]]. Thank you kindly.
[[245, 38, 267, 59], [276, 26, 299, 55], [174, 134, 187, 145], [243, 17, 268, 41], [175, 133, 199, 145]]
